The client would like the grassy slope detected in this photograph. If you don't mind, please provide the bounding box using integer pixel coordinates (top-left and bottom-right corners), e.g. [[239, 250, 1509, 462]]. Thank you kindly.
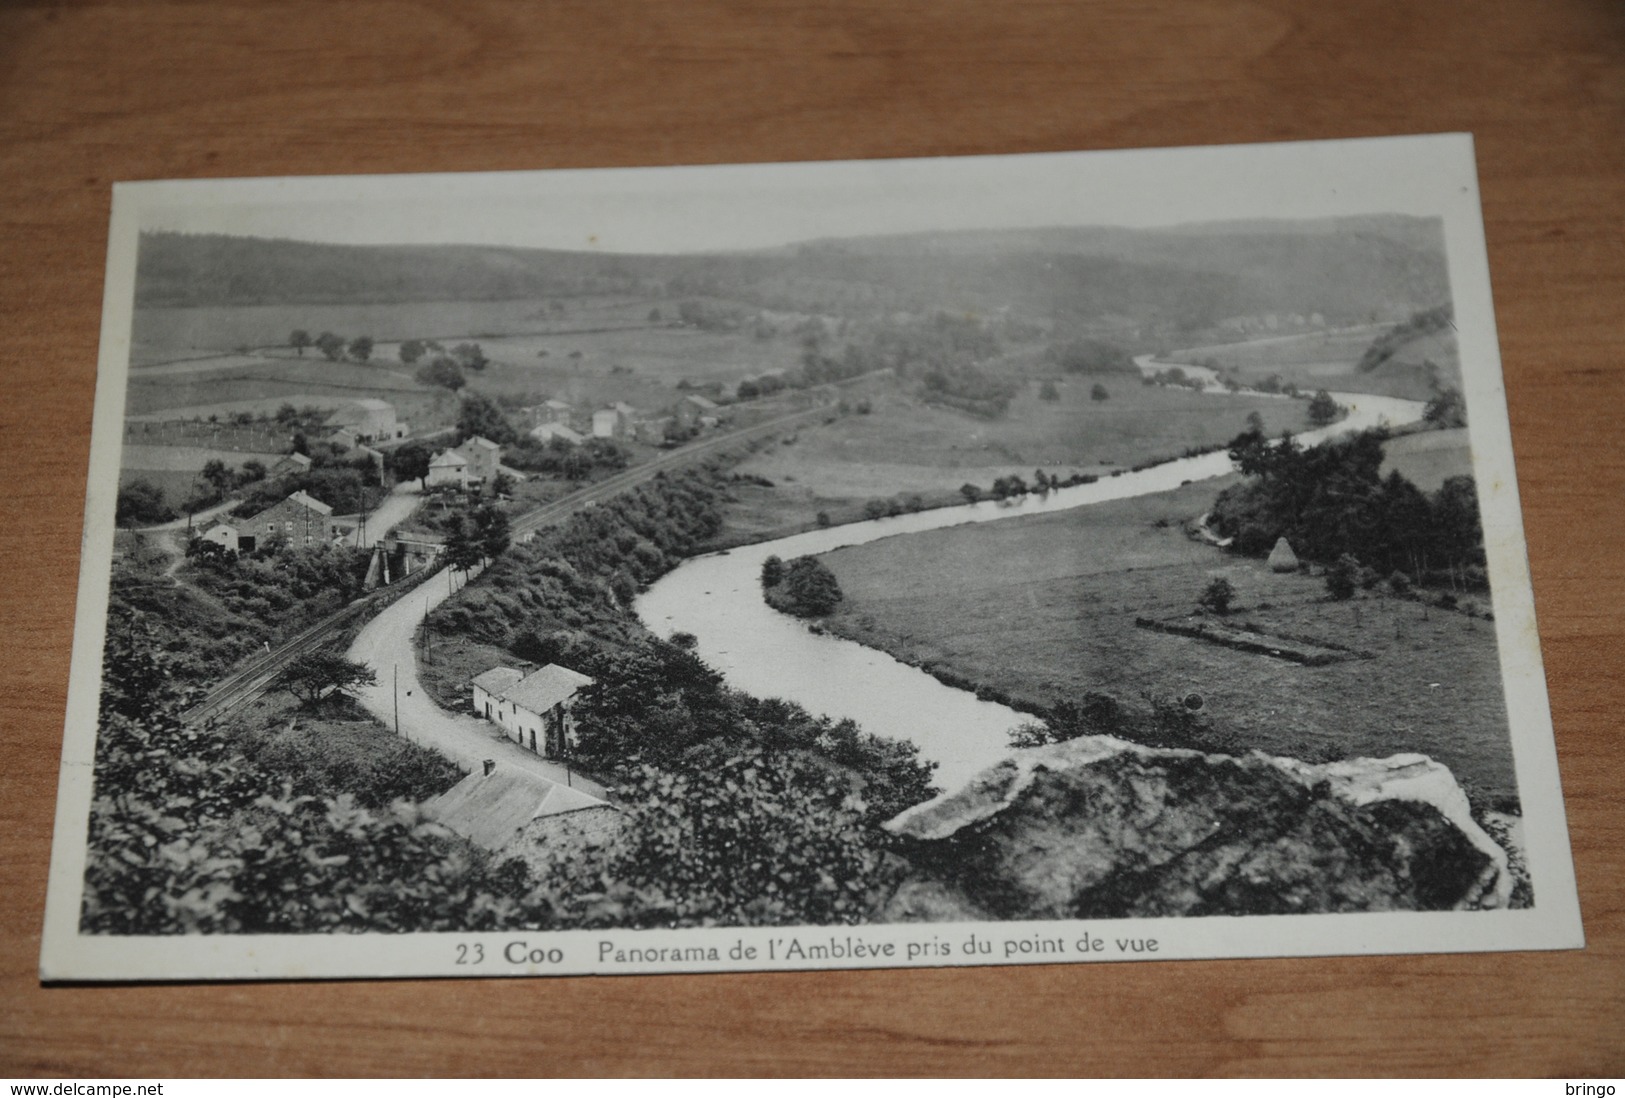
[[815, 481, 1517, 806], [723, 375, 1314, 534], [1165, 323, 1461, 402]]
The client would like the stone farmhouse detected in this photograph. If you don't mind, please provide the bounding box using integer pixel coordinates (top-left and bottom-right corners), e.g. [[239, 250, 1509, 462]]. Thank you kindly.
[[238, 490, 336, 552], [471, 663, 594, 759]]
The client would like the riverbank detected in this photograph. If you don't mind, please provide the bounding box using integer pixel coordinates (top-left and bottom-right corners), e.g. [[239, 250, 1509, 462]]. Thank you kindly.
[[812, 480, 1518, 810]]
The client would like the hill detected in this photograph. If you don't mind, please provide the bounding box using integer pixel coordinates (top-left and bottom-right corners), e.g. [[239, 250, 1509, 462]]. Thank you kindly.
[[135, 216, 1450, 336]]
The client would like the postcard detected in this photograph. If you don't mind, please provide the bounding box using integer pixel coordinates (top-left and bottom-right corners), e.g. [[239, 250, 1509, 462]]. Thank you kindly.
[[40, 134, 1583, 981]]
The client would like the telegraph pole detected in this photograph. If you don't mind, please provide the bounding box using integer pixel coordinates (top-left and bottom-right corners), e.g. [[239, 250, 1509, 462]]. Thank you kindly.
[[393, 663, 400, 737]]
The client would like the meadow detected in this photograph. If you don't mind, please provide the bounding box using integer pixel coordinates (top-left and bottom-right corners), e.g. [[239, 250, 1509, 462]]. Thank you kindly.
[[1163, 324, 1460, 401], [814, 481, 1517, 807], [730, 373, 1314, 514], [1379, 426, 1473, 491], [130, 296, 659, 363]]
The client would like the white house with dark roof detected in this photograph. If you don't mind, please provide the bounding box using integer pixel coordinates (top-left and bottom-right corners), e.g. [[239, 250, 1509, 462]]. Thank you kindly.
[[426, 448, 470, 488], [471, 663, 595, 758]]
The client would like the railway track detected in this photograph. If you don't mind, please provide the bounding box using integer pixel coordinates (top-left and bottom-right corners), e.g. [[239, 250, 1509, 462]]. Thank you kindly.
[[181, 403, 836, 725]]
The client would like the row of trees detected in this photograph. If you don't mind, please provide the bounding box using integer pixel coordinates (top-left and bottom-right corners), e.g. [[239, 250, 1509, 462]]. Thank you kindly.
[[288, 330, 491, 374]]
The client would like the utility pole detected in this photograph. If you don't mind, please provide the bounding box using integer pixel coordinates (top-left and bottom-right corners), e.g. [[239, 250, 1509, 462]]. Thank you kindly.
[[393, 663, 400, 737]]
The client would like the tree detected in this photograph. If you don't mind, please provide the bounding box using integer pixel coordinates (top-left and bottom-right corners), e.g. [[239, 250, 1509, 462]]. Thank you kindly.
[[116, 479, 173, 526], [648, 306, 663, 323], [1090, 383, 1110, 402], [443, 514, 483, 574], [1307, 389, 1341, 426], [418, 356, 466, 391], [1038, 379, 1060, 401], [778, 556, 843, 616], [290, 330, 311, 357], [1199, 577, 1236, 615], [960, 483, 983, 503], [200, 458, 235, 495], [472, 503, 511, 563], [1424, 386, 1467, 428], [452, 342, 488, 371], [388, 441, 432, 488], [240, 460, 267, 483], [398, 339, 426, 366], [761, 554, 785, 588], [347, 336, 374, 362], [277, 650, 378, 709], [315, 332, 345, 362], [1246, 410, 1265, 435], [456, 392, 517, 445], [1325, 553, 1360, 601]]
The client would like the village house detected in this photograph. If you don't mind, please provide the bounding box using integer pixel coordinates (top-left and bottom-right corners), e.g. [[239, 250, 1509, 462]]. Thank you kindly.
[[530, 421, 584, 446], [673, 393, 720, 430], [521, 398, 574, 428], [426, 448, 469, 488], [328, 397, 407, 442], [471, 663, 595, 759], [271, 451, 312, 476], [198, 521, 240, 553], [591, 402, 640, 440], [241, 490, 336, 552], [457, 435, 503, 482]]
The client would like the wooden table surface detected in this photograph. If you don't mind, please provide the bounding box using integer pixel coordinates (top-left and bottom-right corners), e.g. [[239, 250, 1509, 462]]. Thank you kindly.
[[2, 0, 1621, 1077]]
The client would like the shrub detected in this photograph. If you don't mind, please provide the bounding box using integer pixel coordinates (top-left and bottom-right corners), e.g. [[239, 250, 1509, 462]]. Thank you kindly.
[[1198, 577, 1236, 615], [1325, 554, 1360, 600]]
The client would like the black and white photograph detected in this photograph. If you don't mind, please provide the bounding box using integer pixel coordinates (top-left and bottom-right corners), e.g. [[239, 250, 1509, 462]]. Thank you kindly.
[[40, 136, 1583, 981]]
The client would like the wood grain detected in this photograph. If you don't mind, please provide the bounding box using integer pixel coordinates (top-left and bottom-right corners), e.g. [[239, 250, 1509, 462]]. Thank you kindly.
[[2, 0, 1621, 1076]]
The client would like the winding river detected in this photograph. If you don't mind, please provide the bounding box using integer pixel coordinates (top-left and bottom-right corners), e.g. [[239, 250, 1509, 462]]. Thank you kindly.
[[636, 371, 1425, 789]]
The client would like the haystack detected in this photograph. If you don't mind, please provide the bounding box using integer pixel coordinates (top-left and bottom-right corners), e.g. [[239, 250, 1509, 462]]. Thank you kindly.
[[1267, 536, 1300, 573]]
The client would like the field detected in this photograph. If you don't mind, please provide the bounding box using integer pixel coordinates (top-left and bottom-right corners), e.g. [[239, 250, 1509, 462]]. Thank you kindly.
[[1163, 324, 1461, 401], [724, 373, 1316, 535], [815, 481, 1517, 807], [1380, 426, 1473, 491], [127, 295, 812, 428], [131, 296, 663, 363]]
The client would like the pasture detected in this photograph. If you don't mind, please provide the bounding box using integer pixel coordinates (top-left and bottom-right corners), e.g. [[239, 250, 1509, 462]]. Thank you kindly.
[[1381, 427, 1474, 491], [1163, 324, 1460, 401], [733, 374, 1313, 503], [131, 295, 680, 363], [815, 481, 1518, 807]]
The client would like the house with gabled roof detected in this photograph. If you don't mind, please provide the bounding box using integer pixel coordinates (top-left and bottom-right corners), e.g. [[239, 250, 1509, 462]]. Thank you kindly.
[[426, 448, 470, 488], [425, 764, 608, 851], [455, 435, 502, 482], [472, 663, 595, 758], [242, 489, 336, 551], [271, 451, 312, 476]]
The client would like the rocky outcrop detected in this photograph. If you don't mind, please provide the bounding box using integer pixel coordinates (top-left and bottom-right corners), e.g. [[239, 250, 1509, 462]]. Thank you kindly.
[[881, 736, 1512, 921]]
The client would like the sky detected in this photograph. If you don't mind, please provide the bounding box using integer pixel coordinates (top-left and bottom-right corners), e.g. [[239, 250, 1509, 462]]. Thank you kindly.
[[123, 135, 1479, 255]]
